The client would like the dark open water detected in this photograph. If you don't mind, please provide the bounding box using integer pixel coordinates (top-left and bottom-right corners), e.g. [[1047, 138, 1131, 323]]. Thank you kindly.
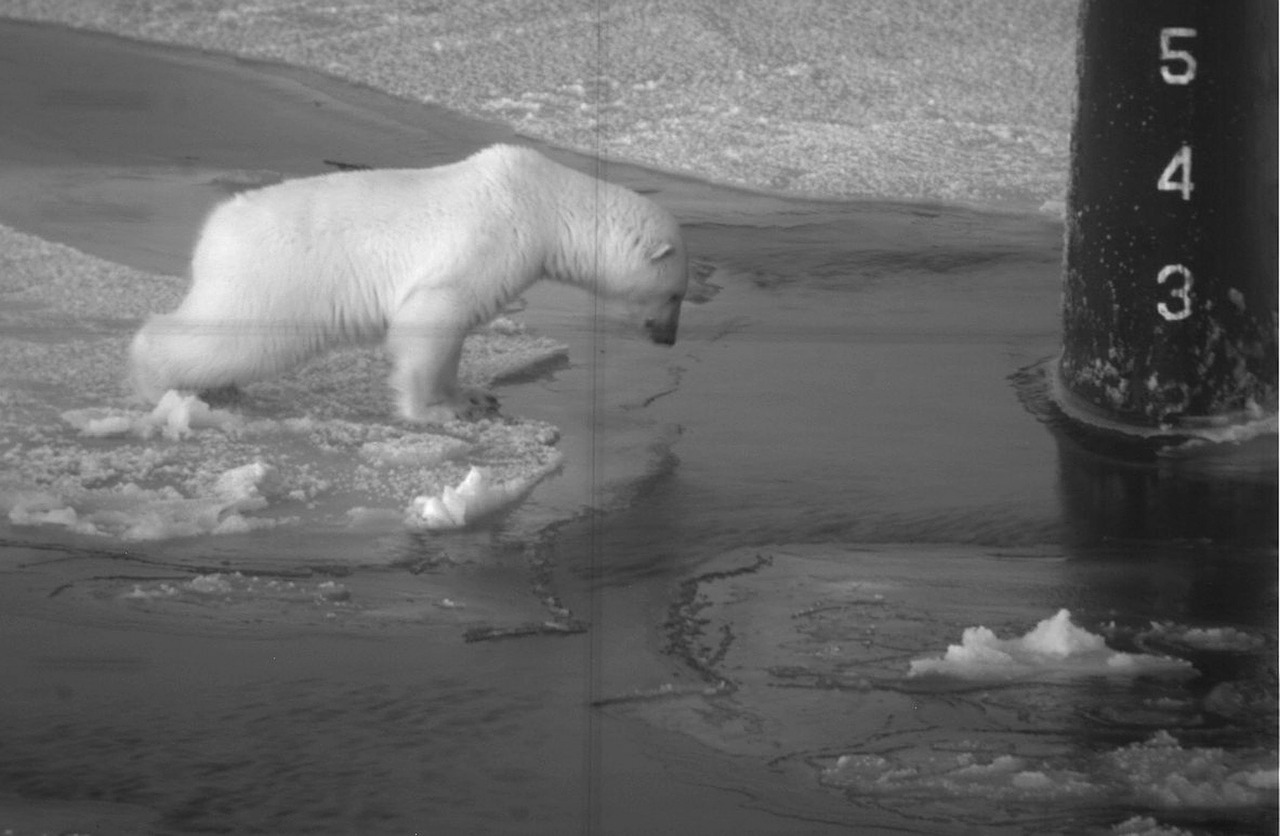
[[0, 19, 1274, 836]]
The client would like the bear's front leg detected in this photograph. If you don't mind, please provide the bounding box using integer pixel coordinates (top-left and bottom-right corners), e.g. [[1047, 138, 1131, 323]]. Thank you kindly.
[[386, 293, 498, 424]]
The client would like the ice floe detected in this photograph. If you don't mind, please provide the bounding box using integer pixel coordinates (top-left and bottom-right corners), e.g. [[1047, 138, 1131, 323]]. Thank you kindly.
[[908, 609, 1194, 680]]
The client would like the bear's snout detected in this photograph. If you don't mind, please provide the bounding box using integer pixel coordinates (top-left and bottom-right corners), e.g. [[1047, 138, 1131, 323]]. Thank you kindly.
[[644, 307, 680, 345], [642, 291, 683, 346], [646, 320, 677, 345]]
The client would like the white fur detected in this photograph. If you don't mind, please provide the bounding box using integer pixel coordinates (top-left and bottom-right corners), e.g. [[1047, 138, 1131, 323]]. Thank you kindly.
[[129, 145, 688, 422]]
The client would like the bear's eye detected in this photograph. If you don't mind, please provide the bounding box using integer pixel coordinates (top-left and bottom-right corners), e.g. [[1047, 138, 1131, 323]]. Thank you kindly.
[[669, 293, 682, 303]]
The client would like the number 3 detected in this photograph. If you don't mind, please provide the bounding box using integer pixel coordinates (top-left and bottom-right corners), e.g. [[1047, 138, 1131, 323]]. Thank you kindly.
[[1157, 264, 1193, 321], [1160, 28, 1197, 84]]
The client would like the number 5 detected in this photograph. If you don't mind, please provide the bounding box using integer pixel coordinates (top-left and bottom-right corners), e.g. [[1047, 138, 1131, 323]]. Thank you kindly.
[[1160, 28, 1197, 84]]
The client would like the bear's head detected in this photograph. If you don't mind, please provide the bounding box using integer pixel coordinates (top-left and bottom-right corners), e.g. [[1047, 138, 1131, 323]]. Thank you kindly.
[[546, 171, 690, 344], [637, 239, 687, 346]]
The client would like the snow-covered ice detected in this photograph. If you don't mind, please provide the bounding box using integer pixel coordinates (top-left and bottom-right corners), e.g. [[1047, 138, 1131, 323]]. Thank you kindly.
[[908, 609, 1195, 680]]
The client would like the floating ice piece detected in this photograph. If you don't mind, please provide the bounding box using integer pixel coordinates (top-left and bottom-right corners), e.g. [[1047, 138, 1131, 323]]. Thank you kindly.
[[6, 492, 86, 532], [61, 390, 242, 440], [1107, 731, 1279, 809], [212, 460, 278, 508], [59, 406, 139, 437], [908, 609, 1194, 680], [124, 572, 351, 606], [408, 460, 560, 531], [1111, 816, 1194, 836], [822, 749, 1096, 805], [1142, 621, 1265, 652], [820, 730, 1276, 816]]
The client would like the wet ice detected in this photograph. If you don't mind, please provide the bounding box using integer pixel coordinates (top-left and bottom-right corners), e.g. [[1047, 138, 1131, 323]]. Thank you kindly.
[[907, 608, 1195, 680]]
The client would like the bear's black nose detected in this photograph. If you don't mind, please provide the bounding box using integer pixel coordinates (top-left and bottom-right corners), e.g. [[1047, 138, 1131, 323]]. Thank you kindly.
[[644, 318, 677, 345]]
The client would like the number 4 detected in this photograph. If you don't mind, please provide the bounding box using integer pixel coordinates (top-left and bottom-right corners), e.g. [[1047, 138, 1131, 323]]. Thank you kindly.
[[1160, 27, 1197, 84], [1158, 145, 1193, 201]]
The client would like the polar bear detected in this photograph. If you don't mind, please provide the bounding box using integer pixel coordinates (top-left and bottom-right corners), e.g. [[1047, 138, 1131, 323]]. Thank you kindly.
[[128, 144, 688, 423]]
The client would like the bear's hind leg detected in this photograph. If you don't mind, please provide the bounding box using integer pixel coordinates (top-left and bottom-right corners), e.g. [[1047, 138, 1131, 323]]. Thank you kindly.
[[128, 313, 311, 404], [386, 295, 497, 423]]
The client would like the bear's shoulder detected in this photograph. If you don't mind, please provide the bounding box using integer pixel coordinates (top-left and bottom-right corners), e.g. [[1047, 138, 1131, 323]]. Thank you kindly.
[[467, 143, 542, 166], [464, 144, 561, 182]]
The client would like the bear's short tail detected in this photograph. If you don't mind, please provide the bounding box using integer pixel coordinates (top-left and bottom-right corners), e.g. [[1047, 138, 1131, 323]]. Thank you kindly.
[[127, 319, 171, 403]]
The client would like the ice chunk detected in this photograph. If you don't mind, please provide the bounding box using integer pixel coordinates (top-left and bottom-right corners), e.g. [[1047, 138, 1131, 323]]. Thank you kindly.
[[908, 609, 1194, 680], [61, 390, 242, 440], [408, 459, 561, 530], [212, 460, 277, 507], [1111, 817, 1194, 836], [1107, 731, 1279, 809], [60, 407, 140, 437], [1142, 621, 1265, 652], [187, 574, 235, 595], [7, 460, 284, 541], [7, 492, 94, 535]]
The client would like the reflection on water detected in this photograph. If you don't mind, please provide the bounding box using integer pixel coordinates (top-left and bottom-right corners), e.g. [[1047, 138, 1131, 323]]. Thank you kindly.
[[0, 20, 1274, 836]]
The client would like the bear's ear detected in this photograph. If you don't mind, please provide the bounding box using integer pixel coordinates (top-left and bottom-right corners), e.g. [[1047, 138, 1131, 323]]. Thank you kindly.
[[649, 241, 676, 262]]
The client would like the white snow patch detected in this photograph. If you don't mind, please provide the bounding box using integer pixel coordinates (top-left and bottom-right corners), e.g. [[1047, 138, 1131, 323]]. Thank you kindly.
[[908, 609, 1194, 680]]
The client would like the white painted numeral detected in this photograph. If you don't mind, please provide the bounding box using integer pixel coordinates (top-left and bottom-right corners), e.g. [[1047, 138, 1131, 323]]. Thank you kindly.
[[1157, 145, 1194, 200], [1157, 264, 1193, 321], [1156, 30, 1196, 322], [1160, 27, 1197, 84]]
